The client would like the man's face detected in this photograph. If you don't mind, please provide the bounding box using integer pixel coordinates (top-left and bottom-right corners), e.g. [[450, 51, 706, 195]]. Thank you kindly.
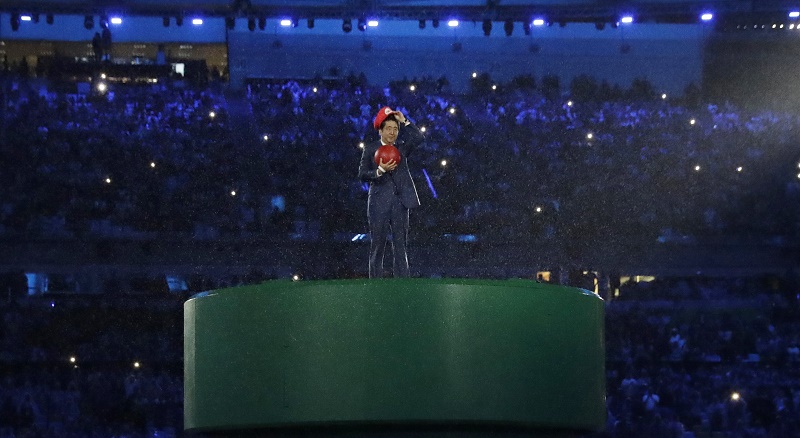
[[379, 120, 399, 145]]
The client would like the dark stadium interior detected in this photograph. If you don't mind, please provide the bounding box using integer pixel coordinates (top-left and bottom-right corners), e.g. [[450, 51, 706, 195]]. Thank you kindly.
[[1, 1, 800, 437]]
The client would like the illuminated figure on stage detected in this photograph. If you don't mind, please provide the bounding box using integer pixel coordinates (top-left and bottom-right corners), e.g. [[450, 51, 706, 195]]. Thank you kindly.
[[358, 107, 425, 278]]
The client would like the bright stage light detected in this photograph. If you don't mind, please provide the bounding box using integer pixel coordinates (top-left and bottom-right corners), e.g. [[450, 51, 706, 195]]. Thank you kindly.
[[533, 19, 545, 26], [110, 17, 122, 25], [448, 20, 459, 27], [368, 20, 378, 27], [620, 16, 634, 24], [192, 18, 203, 25], [701, 13, 714, 22], [280, 19, 292, 27]]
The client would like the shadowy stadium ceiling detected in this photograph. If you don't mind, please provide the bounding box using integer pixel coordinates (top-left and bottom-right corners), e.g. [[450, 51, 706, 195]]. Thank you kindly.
[[0, 1, 796, 24]]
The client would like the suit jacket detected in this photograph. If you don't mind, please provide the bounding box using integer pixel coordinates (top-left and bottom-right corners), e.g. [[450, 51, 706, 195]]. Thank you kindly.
[[358, 123, 424, 209]]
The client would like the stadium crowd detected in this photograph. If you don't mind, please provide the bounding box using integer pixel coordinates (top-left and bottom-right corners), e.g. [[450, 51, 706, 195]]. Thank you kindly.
[[1, 67, 799, 247], [1, 65, 799, 437], [0, 295, 184, 438]]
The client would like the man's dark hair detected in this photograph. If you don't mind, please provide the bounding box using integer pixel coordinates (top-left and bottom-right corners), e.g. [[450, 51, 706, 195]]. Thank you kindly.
[[379, 115, 399, 130]]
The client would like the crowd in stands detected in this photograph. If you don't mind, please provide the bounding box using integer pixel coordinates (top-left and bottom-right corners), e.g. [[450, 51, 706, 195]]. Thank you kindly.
[[604, 275, 800, 437], [1, 296, 184, 437], [2, 65, 800, 250], [2, 64, 800, 436]]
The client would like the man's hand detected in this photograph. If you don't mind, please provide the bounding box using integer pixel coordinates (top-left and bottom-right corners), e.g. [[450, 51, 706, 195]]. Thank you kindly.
[[392, 111, 407, 124], [379, 158, 398, 173]]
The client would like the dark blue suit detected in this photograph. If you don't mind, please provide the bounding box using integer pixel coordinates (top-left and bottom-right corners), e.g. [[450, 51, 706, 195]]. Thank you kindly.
[[358, 123, 424, 278]]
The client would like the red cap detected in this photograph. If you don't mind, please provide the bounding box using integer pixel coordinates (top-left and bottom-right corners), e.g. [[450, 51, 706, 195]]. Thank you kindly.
[[373, 106, 395, 130]]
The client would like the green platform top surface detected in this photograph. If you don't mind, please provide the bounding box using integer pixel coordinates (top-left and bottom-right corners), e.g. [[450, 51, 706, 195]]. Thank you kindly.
[[199, 277, 599, 296], [185, 278, 606, 434]]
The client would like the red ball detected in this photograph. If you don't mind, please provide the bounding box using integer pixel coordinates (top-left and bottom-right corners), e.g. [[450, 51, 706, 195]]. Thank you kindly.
[[374, 144, 401, 166]]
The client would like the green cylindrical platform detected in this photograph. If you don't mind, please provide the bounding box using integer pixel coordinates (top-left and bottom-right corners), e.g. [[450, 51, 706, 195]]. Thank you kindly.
[[184, 279, 605, 434]]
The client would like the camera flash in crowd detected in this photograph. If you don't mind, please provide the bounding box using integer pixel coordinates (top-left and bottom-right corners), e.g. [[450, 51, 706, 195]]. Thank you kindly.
[[736, 166, 742, 172], [134, 362, 140, 368], [150, 162, 156, 168], [567, 101, 573, 107], [587, 133, 593, 140], [230, 190, 236, 196], [695, 165, 701, 171], [97, 82, 107, 93], [409, 85, 416, 91], [292, 274, 301, 281], [263, 135, 269, 141], [661, 93, 667, 100], [420, 126, 426, 133], [312, 87, 318, 93], [209, 111, 216, 119], [70, 356, 76, 363], [358, 142, 364, 149], [535, 206, 543, 213], [449, 107, 456, 114], [105, 177, 112, 184], [690, 119, 696, 125], [731, 392, 741, 401], [472, 72, 478, 78], [492, 85, 497, 90], [441, 159, 448, 167]]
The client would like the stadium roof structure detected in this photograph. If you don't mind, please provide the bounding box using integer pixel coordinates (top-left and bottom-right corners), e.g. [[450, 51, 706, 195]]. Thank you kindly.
[[1, 0, 799, 25]]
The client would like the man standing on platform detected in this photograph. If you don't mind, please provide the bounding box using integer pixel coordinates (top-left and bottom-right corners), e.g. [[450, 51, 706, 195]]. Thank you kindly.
[[358, 107, 425, 278]]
